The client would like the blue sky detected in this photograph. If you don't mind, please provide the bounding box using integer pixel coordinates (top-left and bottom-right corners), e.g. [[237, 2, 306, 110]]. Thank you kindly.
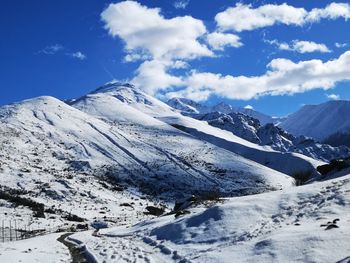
[[1, 0, 350, 116]]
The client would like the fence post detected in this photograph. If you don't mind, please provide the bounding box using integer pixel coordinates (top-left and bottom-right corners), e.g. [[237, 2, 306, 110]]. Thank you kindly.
[[9, 221, 12, 241], [2, 220, 4, 242], [14, 220, 18, 241]]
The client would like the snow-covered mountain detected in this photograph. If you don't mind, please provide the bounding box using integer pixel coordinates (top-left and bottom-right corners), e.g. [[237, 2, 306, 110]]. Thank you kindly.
[[0, 94, 292, 201], [83, 83, 324, 177], [167, 97, 276, 124], [167, 97, 210, 114], [211, 102, 238, 114], [195, 112, 350, 162], [0, 82, 304, 231], [280, 100, 350, 143], [1, 82, 350, 263]]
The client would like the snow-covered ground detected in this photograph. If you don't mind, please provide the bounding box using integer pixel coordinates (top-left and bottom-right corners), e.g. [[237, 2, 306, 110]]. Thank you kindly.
[[71, 174, 350, 263], [0, 233, 70, 263]]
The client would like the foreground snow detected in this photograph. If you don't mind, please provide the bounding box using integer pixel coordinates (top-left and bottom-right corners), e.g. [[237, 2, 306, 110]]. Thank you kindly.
[[71, 174, 350, 263], [0, 233, 70, 263]]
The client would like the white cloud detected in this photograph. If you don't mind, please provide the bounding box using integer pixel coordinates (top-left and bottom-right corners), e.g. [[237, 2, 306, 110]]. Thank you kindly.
[[166, 51, 350, 101], [215, 3, 307, 32], [215, 2, 350, 32], [100, 1, 350, 102], [307, 2, 350, 22], [174, 0, 189, 10], [266, 39, 331, 53], [173, 60, 189, 69], [124, 52, 150, 62], [206, 32, 243, 50], [37, 44, 64, 55], [335, 42, 348, 48], [292, 40, 331, 53], [326, 93, 340, 100], [131, 60, 184, 94], [101, 1, 216, 95], [244, 105, 254, 110], [101, 1, 212, 61], [37, 45, 87, 61], [70, 51, 87, 60]]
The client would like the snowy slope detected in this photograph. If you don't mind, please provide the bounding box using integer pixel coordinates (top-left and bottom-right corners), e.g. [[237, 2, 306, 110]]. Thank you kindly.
[[72, 173, 350, 263], [0, 89, 295, 228], [88, 82, 177, 118], [0, 96, 169, 227], [70, 85, 295, 194], [0, 233, 70, 263], [83, 84, 323, 177], [280, 100, 350, 141], [159, 114, 324, 176]]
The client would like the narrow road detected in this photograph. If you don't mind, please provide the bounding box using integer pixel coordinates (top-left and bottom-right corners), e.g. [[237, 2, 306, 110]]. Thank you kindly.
[[57, 233, 89, 263]]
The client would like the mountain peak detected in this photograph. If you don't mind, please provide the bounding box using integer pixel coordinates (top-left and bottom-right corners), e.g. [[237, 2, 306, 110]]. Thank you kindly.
[[167, 97, 210, 114], [212, 102, 236, 114], [91, 81, 136, 95]]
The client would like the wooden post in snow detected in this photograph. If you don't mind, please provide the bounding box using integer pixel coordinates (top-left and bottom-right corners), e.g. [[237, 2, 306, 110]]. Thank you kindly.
[[9, 221, 12, 241], [1, 220, 4, 242]]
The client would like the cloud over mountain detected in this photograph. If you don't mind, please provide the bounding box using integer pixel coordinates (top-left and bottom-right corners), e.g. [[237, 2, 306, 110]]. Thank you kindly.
[[167, 51, 350, 101]]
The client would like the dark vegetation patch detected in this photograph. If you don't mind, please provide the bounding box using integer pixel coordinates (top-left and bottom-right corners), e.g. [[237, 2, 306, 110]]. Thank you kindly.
[[169, 189, 225, 218], [144, 206, 165, 216], [0, 185, 85, 222], [0, 186, 45, 218], [317, 158, 350, 176], [292, 170, 313, 186]]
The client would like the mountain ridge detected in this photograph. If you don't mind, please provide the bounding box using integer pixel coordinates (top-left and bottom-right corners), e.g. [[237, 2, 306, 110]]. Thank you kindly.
[[167, 97, 277, 125]]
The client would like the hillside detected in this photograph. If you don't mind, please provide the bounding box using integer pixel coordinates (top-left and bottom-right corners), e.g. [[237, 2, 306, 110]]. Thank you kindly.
[[77, 83, 325, 177], [0, 84, 298, 230], [70, 173, 350, 263]]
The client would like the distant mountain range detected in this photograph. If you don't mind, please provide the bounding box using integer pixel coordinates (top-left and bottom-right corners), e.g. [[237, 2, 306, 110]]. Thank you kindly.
[[167, 97, 277, 125], [167, 97, 350, 147], [279, 100, 350, 146]]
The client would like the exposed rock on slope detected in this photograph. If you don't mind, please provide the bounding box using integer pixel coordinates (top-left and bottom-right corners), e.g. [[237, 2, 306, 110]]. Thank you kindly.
[[193, 111, 350, 162]]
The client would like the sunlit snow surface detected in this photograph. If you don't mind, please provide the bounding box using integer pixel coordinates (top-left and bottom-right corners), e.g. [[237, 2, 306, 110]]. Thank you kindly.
[[72, 174, 350, 263]]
